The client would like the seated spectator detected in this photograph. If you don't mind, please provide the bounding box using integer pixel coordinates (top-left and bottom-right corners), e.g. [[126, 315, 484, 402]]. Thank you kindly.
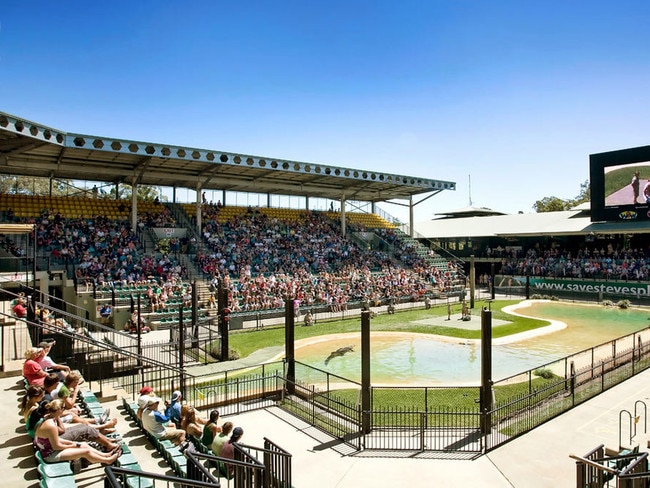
[[99, 304, 112, 325], [141, 396, 185, 446], [210, 421, 233, 456], [201, 410, 221, 448], [23, 347, 47, 386], [27, 399, 121, 451], [126, 311, 151, 334], [303, 311, 314, 326], [37, 340, 71, 381], [180, 404, 203, 438], [58, 371, 108, 423], [43, 373, 114, 430], [164, 390, 182, 425], [33, 400, 122, 466], [221, 427, 244, 476], [20, 385, 45, 424], [13, 296, 27, 318], [137, 385, 153, 405], [136, 385, 154, 417]]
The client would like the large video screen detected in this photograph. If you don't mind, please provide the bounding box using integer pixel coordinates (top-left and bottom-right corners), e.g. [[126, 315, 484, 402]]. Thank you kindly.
[[590, 145, 650, 222]]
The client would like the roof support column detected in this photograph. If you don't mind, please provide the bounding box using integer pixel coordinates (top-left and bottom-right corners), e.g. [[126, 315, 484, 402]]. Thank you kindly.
[[267, 193, 271, 208], [131, 178, 138, 233], [196, 183, 202, 239], [340, 193, 346, 237], [172, 186, 177, 204], [409, 196, 414, 238]]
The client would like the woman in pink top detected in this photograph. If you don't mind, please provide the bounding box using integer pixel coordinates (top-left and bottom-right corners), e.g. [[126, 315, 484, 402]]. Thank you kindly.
[[23, 347, 47, 386], [33, 399, 122, 465]]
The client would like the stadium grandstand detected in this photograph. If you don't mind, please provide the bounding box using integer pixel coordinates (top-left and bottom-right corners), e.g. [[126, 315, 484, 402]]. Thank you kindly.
[[4, 111, 650, 487], [0, 111, 468, 487]]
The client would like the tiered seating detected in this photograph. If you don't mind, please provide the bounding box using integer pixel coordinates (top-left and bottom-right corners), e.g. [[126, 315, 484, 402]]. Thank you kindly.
[[0, 194, 132, 220], [121, 398, 240, 482], [259, 207, 305, 221], [122, 399, 187, 478], [329, 211, 396, 229], [35, 450, 76, 488], [33, 390, 118, 488]]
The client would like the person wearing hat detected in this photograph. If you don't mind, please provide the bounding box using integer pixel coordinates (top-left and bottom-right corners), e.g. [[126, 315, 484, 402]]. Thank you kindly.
[[13, 296, 27, 318], [141, 396, 185, 446], [136, 386, 154, 421], [37, 341, 70, 381], [23, 347, 47, 386], [164, 390, 182, 425]]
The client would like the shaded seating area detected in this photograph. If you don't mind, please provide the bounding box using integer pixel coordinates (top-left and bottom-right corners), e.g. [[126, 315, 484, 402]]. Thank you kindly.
[[121, 399, 292, 487]]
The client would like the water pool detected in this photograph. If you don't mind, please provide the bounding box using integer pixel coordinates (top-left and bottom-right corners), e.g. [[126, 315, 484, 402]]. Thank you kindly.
[[293, 301, 650, 386]]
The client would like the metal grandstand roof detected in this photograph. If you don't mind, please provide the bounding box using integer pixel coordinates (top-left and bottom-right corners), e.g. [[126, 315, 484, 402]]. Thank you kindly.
[[0, 111, 455, 203], [415, 206, 650, 238]]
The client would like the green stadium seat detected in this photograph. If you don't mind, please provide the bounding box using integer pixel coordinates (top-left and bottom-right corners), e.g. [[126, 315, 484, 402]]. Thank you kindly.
[[35, 452, 74, 478], [38, 475, 77, 488]]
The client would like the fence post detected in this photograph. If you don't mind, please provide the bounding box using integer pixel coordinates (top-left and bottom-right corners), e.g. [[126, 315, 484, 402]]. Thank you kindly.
[[420, 412, 426, 451], [285, 299, 296, 396], [361, 310, 371, 434], [480, 307, 493, 434], [570, 361, 575, 407]]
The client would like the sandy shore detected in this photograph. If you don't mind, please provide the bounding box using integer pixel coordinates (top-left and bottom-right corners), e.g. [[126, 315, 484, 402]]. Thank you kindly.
[[279, 299, 568, 352]]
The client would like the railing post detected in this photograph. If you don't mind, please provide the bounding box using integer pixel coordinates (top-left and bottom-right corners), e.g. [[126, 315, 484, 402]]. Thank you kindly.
[[420, 412, 426, 451], [361, 310, 372, 434], [285, 298, 295, 396], [570, 361, 576, 407]]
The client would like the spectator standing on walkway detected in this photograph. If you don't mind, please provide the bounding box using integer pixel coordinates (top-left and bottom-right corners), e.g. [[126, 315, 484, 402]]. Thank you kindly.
[[632, 171, 641, 204]]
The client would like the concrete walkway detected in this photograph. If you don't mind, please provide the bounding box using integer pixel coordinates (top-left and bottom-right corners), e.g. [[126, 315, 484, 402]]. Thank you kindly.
[[5, 366, 650, 487]]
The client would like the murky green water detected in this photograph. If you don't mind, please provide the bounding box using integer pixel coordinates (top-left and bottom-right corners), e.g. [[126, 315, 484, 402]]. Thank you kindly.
[[294, 302, 650, 385]]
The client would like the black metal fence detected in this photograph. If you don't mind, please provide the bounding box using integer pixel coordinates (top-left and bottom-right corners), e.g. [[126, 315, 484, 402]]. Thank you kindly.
[[10, 280, 650, 458], [186, 363, 285, 416], [486, 330, 650, 452]]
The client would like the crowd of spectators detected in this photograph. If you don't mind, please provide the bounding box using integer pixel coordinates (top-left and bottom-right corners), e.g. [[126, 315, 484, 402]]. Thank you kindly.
[[494, 244, 650, 281], [1, 201, 464, 315], [17, 208, 188, 287], [196, 209, 392, 277], [188, 207, 464, 312], [136, 384, 244, 477]]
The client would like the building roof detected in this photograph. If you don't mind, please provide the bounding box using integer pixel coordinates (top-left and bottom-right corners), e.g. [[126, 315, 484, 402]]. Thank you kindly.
[[0, 111, 455, 204], [433, 206, 507, 218], [415, 206, 650, 239]]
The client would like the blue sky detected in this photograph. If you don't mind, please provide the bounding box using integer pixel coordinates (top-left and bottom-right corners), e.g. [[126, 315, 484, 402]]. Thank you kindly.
[[2, 1, 650, 222]]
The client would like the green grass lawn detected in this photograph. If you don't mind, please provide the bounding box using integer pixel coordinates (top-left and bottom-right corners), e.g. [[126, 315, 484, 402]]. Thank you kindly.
[[605, 166, 650, 197], [228, 299, 549, 358]]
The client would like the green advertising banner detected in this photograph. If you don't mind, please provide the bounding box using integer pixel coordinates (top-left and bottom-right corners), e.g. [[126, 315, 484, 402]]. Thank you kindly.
[[495, 274, 650, 298]]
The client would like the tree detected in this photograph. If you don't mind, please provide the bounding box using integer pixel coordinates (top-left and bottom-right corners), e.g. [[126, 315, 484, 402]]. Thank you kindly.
[[105, 184, 166, 202], [0, 176, 71, 195], [533, 196, 569, 213], [533, 180, 590, 213]]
